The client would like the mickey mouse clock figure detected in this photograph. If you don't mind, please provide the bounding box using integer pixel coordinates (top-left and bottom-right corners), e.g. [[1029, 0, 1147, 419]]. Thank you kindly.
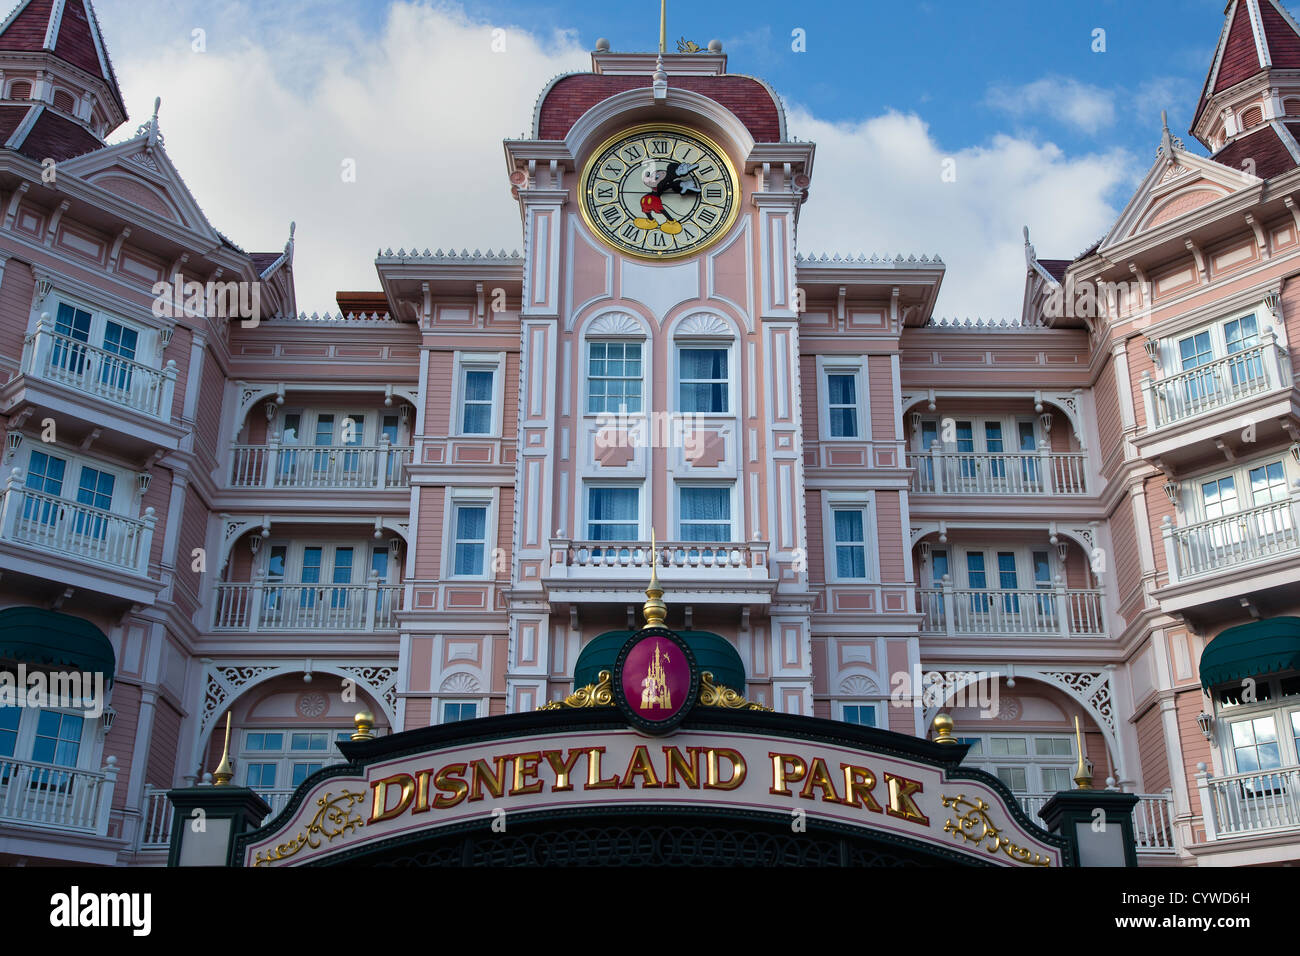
[[580, 124, 740, 259]]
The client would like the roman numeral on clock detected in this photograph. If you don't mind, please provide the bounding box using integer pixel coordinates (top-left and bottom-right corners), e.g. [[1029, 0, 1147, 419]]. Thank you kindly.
[[601, 205, 621, 225], [697, 208, 717, 225], [622, 145, 643, 161], [595, 184, 615, 201], [705, 186, 723, 200], [650, 231, 668, 247], [651, 140, 671, 154], [620, 223, 642, 241]]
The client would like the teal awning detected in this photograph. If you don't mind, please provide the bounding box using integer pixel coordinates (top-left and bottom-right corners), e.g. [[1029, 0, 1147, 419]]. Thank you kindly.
[[0, 607, 115, 682], [575, 629, 746, 692], [1199, 617, 1300, 689]]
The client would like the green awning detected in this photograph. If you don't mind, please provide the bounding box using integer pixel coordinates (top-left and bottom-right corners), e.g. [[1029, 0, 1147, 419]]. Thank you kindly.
[[1199, 617, 1300, 689], [575, 629, 746, 692], [0, 607, 115, 682]]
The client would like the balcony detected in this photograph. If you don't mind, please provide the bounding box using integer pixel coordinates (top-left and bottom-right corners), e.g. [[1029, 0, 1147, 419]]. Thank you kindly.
[[0, 755, 119, 837], [1198, 766, 1300, 841], [138, 785, 296, 852], [907, 448, 1088, 496], [1161, 500, 1300, 584], [212, 577, 403, 631], [1137, 334, 1296, 464], [0, 474, 156, 578], [1019, 791, 1175, 854], [545, 540, 775, 605], [229, 441, 413, 490], [918, 579, 1106, 637]]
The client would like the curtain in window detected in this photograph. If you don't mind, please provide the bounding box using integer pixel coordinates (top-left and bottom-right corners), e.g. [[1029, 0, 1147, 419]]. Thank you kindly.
[[679, 349, 728, 414], [834, 510, 866, 578], [680, 487, 730, 541], [588, 488, 638, 540], [455, 507, 487, 574]]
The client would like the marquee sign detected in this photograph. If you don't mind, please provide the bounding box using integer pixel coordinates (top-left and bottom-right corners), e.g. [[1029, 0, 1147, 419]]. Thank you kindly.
[[612, 626, 699, 734], [236, 709, 1069, 867]]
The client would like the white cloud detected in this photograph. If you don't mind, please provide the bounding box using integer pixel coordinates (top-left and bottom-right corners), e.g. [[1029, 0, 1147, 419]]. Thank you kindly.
[[93, 2, 1136, 318], [986, 76, 1117, 133]]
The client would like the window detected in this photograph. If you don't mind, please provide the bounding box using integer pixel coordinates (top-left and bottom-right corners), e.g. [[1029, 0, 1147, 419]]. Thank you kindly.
[[443, 702, 477, 723], [826, 374, 859, 437], [678, 348, 728, 414], [1191, 457, 1294, 532], [961, 733, 1077, 795], [245, 763, 278, 788], [47, 302, 149, 389], [588, 341, 643, 414], [1229, 716, 1282, 774], [452, 505, 489, 575], [0, 706, 20, 759], [833, 509, 868, 579], [31, 710, 83, 767], [842, 704, 877, 727], [679, 486, 731, 541], [238, 728, 351, 792], [587, 487, 639, 541], [52, 89, 75, 113], [9, 80, 30, 100], [460, 368, 496, 434]]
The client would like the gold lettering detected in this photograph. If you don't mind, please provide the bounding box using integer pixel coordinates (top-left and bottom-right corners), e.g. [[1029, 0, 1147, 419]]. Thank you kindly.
[[510, 751, 544, 796], [543, 749, 583, 792], [412, 768, 433, 814], [799, 757, 846, 804], [769, 753, 807, 796], [884, 772, 929, 825], [368, 772, 416, 824], [841, 764, 883, 813], [705, 747, 745, 790], [432, 763, 469, 809], [469, 757, 510, 801], [662, 746, 702, 789], [585, 747, 620, 789], [621, 745, 662, 788]]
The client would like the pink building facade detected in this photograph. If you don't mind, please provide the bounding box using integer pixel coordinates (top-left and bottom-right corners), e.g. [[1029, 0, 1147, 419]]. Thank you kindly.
[[0, 0, 1298, 866]]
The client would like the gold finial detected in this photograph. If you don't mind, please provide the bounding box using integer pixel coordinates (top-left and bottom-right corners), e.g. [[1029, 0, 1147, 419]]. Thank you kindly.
[[212, 713, 234, 786], [352, 710, 375, 741], [642, 529, 667, 628], [659, 0, 666, 54], [932, 713, 958, 744], [1073, 715, 1093, 790]]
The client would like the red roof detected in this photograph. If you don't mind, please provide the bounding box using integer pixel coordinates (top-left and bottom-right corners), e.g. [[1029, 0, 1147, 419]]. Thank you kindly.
[[0, 0, 126, 117], [10, 104, 102, 160], [250, 252, 284, 275], [1195, 0, 1300, 128], [336, 291, 390, 316], [1038, 259, 1070, 282], [537, 73, 783, 142], [1211, 121, 1300, 179]]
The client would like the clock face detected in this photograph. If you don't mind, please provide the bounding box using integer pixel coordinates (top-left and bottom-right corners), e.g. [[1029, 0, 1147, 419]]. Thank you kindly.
[[580, 124, 740, 260]]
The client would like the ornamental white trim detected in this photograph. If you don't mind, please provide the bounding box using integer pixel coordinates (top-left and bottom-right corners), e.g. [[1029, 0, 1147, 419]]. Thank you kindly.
[[439, 672, 482, 694], [675, 312, 733, 338], [588, 312, 645, 337]]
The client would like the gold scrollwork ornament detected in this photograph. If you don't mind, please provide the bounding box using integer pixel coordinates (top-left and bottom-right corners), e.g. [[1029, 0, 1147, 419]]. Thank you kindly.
[[698, 672, 771, 711], [252, 789, 367, 867], [940, 794, 1052, 867], [539, 670, 614, 709]]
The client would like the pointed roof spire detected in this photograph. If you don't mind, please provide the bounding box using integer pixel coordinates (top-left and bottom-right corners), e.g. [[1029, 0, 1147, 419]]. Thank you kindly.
[[642, 530, 667, 629], [0, 0, 127, 122], [1193, 0, 1300, 137]]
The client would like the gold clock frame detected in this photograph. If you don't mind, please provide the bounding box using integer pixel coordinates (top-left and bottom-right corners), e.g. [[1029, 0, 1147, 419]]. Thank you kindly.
[[578, 122, 742, 261]]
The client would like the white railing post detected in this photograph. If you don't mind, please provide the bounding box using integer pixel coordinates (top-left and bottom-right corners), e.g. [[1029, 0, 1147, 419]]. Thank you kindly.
[[136, 507, 157, 574], [250, 571, 266, 633], [930, 441, 944, 494], [95, 756, 119, 837], [941, 575, 955, 638], [29, 312, 53, 377], [1160, 515, 1179, 585], [158, 359, 178, 421], [265, 433, 280, 489], [1260, 328, 1278, 389], [1140, 371, 1157, 430], [377, 434, 391, 490], [0, 468, 22, 541], [1196, 765, 1218, 842], [365, 571, 380, 630], [1038, 441, 1054, 495], [1055, 576, 1071, 637]]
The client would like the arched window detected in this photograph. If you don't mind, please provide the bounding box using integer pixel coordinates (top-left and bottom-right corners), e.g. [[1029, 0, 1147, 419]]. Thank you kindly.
[[8, 80, 31, 101], [52, 89, 75, 114], [1240, 105, 1264, 130], [1286, 99, 1300, 118]]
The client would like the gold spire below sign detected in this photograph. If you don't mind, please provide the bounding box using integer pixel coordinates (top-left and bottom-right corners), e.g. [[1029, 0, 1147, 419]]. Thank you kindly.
[[1073, 715, 1093, 790], [642, 529, 667, 628], [213, 712, 234, 786], [659, 0, 667, 54]]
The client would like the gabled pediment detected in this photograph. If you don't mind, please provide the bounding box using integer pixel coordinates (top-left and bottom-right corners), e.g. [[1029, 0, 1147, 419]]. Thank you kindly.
[[1100, 147, 1257, 252], [56, 129, 223, 244]]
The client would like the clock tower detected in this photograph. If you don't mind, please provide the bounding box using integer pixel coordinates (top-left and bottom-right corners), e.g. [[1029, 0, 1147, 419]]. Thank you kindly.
[[502, 39, 818, 714]]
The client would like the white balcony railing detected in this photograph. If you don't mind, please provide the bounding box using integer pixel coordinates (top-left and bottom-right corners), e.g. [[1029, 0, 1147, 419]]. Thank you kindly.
[[21, 316, 177, 420], [139, 786, 299, 850], [1161, 499, 1300, 583], [229, 440, 412, 489], [0, 755, 118, 835], [907, 447, 1088, 495], [1199, 766, 1300, 839], [212, 576, 403, 631], [1141, 333, 1292, 431], [549, 540, 770, 578], [918, 579, 1105, 637], [0, 472, 156, 575], [1018, 790, 1176, 852]]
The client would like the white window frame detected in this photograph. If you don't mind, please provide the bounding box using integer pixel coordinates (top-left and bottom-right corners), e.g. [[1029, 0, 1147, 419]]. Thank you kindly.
[[585, 338, 646, 418], [821, 491, 879, 583], [277, 408, 375, 446], [444, 489, 498, 580], [236, 727, 353, 791], [43, 293, 157, 367], [838, 701, 880, 727], [0, 702, 102, 773], [673, 339, 734, 418], [1177, 454, 1296, 523], [583, 483, 644, 542], [675, 482, 737, 543], [259, 539, 393, 585], [912, 415, 1041, 455], [958, 732, 1078, 795], [1210, 673, 1300, 776], [21, 443, 134, 515], [451, 351, 506, 437], [440, 700, 480, 724], [816, 356, 868, 442], [1152, 303, 1271, 377]]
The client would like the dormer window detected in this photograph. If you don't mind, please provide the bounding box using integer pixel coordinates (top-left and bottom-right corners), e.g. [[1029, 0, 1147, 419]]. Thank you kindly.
[[1240, 105, 1264, 130], [52, 89, 75, 114], [9, 80, 30, 101]]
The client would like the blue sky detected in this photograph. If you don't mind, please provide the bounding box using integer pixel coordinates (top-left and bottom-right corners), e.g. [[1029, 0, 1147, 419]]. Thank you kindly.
[[89, 0, 1239, 316]]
